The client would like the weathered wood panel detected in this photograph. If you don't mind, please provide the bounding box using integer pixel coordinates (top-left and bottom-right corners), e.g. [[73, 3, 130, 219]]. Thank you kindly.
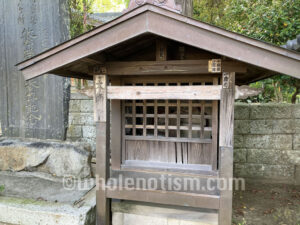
[[125, 140, 213, 167], [0, 0, 70, 139]]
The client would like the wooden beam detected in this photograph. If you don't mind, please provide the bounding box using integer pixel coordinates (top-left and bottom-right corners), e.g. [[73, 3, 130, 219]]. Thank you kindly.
[[103, 60, 246, 76], [218, 72, 235, 225], [76, 83, 263, 100], [107, 85, 222, 100], [94, 73, 111, 225], [106, 188, 220, 210]]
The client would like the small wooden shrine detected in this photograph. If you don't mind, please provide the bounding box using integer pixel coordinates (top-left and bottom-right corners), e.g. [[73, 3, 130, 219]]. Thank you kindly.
[[17, 1, 300, 224]]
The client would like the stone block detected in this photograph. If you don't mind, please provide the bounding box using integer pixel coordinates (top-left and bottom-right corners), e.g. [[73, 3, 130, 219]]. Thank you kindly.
[[67, 125, 82, 138], [70, 92, 92, 100], [234, 164, 247, 177], [292, 104, 300, 118], [69, 113, 80, 125], [69, 100, 81, 112], [250, 104, 292, 120], [295, 119, 300, 133], [0, 193, 95, 225], [243, 135, 272, 149], [0, 139, 91, 178], [234, 148, 247, 163], [247, 149, 291, 165], [69, 113, 94, 125], [272, 119, 295, 134], [271, 104, 292, 119], [45, 146, 91, 178], [81, 113, 94, 125], [286, 151, 300, 165], [293, 134, 300, 150], [249, 104, 273, 119], [234, 135, 244, 148], [234, 120, 250, 134], [234, 103, 250, 120], [271, 134, 293, 150], [296, 166, 300, 185], [81, 100, 94, 113], [80, 138, 96, 157], [249, 120, 272, 134], [82, 126, 96, 138], [234, 163, 294, 179], [243, 135, 292, 150]]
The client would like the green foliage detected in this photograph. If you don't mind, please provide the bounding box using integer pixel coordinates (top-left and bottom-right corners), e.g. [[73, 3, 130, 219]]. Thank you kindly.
[[68, 0, 96, 38], [68, 0, 129, 88], [92, 0, 130, 13], [0, 185, 4, 192], [68, 0, 129, 38], [193, 0, 300, 103]]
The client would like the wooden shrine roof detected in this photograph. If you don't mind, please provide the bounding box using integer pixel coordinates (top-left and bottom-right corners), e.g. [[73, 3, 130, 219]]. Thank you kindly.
[[17, 4, 300, 84]]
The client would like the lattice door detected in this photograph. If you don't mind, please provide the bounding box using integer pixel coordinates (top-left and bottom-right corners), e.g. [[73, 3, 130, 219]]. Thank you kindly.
[[121, 76, 219, 170]]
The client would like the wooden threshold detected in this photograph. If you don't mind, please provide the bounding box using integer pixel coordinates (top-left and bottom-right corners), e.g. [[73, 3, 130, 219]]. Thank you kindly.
[[106, 188, 220, 209], [107, 85, 222, 100], [122, 160, 212, 172]]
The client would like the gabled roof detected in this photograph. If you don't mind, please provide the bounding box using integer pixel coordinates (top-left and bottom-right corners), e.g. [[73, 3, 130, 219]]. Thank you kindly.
[[17, 4, 300, 81]]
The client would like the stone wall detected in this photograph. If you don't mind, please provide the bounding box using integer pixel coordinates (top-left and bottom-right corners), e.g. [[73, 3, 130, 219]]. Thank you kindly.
[[67, 96, 300, 183], [234, 103, 300, 184], [67, 90, 96, 156]]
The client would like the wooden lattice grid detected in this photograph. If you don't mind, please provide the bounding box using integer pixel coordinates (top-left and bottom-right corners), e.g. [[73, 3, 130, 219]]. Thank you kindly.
[[122, 80, 215, 143]]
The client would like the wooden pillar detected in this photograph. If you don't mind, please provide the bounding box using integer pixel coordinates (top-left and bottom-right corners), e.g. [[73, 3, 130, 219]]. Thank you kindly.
[[218, 72, 235, 225], [111, 78, 122, 170], [93, 67, 111, 225]]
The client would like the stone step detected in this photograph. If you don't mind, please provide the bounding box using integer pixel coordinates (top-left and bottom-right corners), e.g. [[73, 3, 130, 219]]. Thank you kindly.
[[0, 171, 96, 225], [0, 194, 95, 225]]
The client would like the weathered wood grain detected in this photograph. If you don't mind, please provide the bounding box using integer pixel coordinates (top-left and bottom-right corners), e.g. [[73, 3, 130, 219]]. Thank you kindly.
[[111, 79, 122, 170], [218, 72, 235, 225], [104, 60, 246, 75], [107, 85, 222, 100], [94, 73, 111, 225]]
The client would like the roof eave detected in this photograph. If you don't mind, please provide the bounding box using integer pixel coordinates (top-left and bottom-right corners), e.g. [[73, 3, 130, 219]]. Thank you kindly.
[[17, 4, 300, 81]]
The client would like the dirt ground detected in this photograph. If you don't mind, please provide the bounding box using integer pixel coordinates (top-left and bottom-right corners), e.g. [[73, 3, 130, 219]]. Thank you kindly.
[[233, 182, 300, 225]]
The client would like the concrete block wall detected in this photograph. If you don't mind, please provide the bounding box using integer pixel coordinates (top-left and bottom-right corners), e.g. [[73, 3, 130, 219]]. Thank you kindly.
[[234, 103, 300, 184], [67, 91, 96, 156], [67, 94, 300, 183]]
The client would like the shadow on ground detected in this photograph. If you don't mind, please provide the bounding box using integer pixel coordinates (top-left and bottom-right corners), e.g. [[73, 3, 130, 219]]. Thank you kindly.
[[233, 182, 300, 225]]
